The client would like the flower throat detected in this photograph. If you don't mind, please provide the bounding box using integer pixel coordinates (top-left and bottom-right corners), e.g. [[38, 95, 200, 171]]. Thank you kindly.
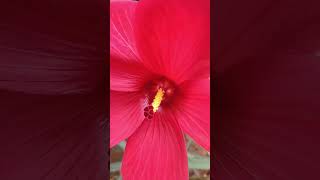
[[143, 77, 176, 119], [143, 88, 165, 119]]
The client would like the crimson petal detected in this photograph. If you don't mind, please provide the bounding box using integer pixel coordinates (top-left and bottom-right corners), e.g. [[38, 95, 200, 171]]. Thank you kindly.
[[134, 0, 210, 83], [110, 0, 140, 63], [110, 91, 145, 148], [176, 79, 210, 151], [121, 112, 188, 180]]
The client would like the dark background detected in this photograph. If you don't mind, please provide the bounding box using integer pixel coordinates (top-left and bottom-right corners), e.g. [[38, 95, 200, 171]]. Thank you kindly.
[[212, 0, 320, 179], [0, 0, 109, 179]]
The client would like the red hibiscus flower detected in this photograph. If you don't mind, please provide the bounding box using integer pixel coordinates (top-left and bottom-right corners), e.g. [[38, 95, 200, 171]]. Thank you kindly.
[[110, 0, 210, 179]]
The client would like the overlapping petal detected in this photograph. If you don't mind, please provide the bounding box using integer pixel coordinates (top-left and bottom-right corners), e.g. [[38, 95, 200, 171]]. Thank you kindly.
[[110, 0, 155, 92], [134, 0, 210, 84], [110, 56, 153, 92], [110, 91, 146, 148], [176, 79, 210, 151], [121, 112, 188, 180]]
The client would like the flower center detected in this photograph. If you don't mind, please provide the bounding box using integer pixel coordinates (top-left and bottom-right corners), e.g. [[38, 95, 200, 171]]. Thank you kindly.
[[143, 77, 177, 119]]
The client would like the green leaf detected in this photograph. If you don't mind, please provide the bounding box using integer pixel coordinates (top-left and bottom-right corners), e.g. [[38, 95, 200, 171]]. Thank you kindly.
[[188, 155, 210, 170], [110, 162, 121, 172], [118, 141, 126, 150]]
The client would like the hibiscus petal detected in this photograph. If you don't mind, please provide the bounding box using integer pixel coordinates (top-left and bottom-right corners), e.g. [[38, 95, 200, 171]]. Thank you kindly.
[[134, 0, 210, 83], [110, 91, 146, 148], [111, 55, 153, 92], [110, 0, 140, 63], [176, 79, 210, 151], [121, 112, 188, 180], [110, 0, 154, 92]]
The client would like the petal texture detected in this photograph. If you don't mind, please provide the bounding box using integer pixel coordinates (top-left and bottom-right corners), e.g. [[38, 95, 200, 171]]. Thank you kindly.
[[110, 0, 140, 62], [176, 79, 210, 151], [121, 112, 188, 180], [110, 91, 146, 148], [134, 0, 210, 83], [110, 1, 154, 92], [111, 56, 153, 92]]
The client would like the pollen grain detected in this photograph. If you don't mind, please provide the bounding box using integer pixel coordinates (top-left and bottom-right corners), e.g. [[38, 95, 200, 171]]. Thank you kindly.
[[152, 88, 165, 112]]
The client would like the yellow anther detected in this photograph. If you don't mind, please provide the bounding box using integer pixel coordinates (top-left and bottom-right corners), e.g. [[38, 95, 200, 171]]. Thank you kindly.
[[152, 88, 165, 112]]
